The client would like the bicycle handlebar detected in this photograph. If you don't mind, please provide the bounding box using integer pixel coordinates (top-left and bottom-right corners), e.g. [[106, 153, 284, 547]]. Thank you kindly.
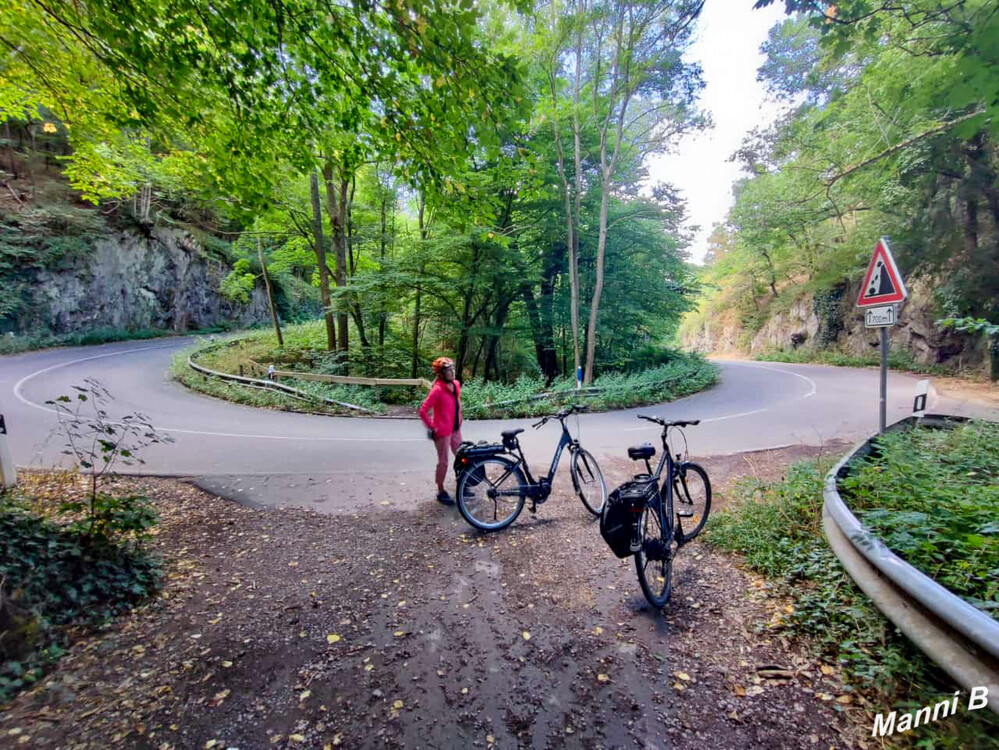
[[637, 414, 701, 428], [532, 404, 588, 429]]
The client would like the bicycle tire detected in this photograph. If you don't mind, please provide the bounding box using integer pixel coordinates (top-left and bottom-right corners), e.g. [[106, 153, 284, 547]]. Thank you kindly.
[[570, 447, 606, 516], [673, 462, 711, 543], [634, 496, 674, 608], [456, 456, 528, 532]]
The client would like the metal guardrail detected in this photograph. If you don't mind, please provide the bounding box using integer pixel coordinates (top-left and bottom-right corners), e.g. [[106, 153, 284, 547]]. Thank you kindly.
[[186, 340, 374, 414], [246, 359, 433, 389], [823, 414, 999, 715], [464, 369, 702, 413]]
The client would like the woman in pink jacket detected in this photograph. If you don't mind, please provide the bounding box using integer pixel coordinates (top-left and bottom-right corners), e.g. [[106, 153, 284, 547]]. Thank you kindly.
[[419, 357, 463, 505]]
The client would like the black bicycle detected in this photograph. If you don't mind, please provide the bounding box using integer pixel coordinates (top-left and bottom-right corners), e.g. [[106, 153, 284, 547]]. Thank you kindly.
[[602, 415, 711, 608], [455, 405, 607, 532]]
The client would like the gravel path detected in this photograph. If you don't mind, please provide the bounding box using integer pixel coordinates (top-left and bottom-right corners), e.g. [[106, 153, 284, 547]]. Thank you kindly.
[[1, 444, 866, 750]]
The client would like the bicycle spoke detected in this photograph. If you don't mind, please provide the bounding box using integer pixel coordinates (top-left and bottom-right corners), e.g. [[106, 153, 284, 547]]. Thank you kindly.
[[458, 458, 526, 532]]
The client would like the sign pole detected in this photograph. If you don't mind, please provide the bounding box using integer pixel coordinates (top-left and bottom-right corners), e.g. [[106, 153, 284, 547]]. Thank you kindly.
[[857, 238, 907, 435], [879, 327, 888, 434], [0, 414, 16, 490]]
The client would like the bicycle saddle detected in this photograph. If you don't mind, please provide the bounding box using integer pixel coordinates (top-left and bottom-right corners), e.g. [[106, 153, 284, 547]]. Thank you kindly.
[[628, 443, 655, 460], [501, 428, 524, 439]]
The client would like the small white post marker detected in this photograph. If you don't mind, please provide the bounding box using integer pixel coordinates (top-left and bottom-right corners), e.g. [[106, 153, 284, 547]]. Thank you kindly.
[[0, 414, 16, 489]]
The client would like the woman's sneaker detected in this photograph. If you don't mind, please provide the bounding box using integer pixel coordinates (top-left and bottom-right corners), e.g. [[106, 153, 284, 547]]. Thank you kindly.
[[436, 490, 455, 505]]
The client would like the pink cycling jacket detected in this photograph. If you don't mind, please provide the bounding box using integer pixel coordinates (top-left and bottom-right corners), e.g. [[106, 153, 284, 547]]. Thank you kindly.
[[419, 379, 462, 437]]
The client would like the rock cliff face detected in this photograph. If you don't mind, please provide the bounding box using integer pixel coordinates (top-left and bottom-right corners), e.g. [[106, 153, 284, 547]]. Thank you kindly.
[[9, 227, 268, 335], [683, 275, 990, 374]]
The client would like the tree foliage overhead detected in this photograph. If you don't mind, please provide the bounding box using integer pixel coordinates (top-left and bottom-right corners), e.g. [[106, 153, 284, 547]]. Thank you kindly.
[[687, 0, 999, 351], [1, 0, 704, 382]]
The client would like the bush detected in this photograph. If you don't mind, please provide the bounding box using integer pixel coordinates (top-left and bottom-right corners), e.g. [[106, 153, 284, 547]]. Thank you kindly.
[[0, 505, 161, 703], [842, 421, 999, 617]]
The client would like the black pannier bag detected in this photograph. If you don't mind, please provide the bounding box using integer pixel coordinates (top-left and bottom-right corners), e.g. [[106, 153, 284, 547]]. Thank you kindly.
[[599, 477, 659, 558], [453, 441, 505, 487]]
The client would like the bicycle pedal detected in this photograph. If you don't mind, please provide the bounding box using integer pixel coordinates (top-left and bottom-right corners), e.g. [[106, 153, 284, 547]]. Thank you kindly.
[[676, 510, 694, 518], [529, 503, 538, 514]]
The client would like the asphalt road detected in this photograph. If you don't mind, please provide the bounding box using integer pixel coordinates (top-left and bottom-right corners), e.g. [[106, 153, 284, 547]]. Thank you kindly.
[[2, 337, 996, 510]]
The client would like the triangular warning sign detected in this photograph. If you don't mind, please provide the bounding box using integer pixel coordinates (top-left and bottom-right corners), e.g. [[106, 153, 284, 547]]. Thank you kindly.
[[857, 237, 907, 307]]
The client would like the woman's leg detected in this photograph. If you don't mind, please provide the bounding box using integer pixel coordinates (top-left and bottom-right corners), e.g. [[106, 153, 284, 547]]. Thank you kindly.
[[434, 434, 451, 490], [449, 429, 462, 462]]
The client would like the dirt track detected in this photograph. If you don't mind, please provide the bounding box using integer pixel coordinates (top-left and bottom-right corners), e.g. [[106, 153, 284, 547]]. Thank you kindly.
[[1, 445, 863, 750]]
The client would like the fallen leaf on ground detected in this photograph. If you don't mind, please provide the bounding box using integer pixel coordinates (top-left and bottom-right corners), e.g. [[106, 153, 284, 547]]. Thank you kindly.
[[327, 634, 341, 644]]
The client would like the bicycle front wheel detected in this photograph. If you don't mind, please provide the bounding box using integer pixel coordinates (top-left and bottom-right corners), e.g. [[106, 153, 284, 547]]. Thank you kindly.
[[457, 456, 527, 532], [673, 462, 711, 543], [570, 448, 606, 516], [634, 497, 674, 608]]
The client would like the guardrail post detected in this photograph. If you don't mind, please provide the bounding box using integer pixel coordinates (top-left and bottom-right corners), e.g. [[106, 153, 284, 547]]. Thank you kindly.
[[0, 414, 16, 489]]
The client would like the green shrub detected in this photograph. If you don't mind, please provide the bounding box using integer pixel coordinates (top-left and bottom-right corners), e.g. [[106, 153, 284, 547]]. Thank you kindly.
[[842, 421, 999, 617], [0, 506, 161, 703]]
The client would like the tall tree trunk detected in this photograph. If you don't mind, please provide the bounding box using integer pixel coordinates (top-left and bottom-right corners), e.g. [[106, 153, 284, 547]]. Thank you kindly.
[[379, 191, 388, 348], [309, 170, 337, 351], [484, 297, 513, 383], [3, 121, 16, 179], [322, 161, 350, 355], [471, 337, 486, 380], [411, 191, 428, 379], [521, 285, 547, 374], [546, 0, 583, 384], [344, 175, 370, 357], [569, 15, 585, 383], [411, 283, 423, 379], [584, 186, 610, 384], [258, 238, 283, 348], [539, 243, 559, 379]]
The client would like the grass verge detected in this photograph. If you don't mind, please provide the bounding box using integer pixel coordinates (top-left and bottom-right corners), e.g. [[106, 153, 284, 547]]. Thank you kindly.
[[173, 324, 720, 419], [755, 348, 953, 377], [705, 424, 999, 747], [170, 342, 388, 416], [0, 326, 239, 357]]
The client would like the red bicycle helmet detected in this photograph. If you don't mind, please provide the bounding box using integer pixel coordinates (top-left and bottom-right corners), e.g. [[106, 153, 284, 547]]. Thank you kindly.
[[432, 357, 455, 376]]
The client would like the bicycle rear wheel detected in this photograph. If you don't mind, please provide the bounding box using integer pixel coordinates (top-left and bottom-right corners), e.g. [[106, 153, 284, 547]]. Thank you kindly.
[[634, 496, 673, 608], [570, 448, 606, 516], [457, 456, 527, 532], [673, 462, 711, 543]]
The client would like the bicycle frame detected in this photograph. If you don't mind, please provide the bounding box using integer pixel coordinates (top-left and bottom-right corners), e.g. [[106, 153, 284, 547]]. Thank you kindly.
[[507, 419, 577, 501], [643, 429, 679, 539]]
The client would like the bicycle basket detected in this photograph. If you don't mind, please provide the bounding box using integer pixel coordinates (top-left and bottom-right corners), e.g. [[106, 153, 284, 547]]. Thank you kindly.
[[599, 478, 658, 558]]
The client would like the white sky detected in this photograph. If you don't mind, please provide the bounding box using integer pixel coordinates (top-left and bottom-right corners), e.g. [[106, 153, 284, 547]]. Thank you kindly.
[[647, 0, 788, 264]]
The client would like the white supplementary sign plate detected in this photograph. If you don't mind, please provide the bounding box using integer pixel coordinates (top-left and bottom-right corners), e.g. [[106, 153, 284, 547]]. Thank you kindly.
[[865, 304, 897, 328]]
